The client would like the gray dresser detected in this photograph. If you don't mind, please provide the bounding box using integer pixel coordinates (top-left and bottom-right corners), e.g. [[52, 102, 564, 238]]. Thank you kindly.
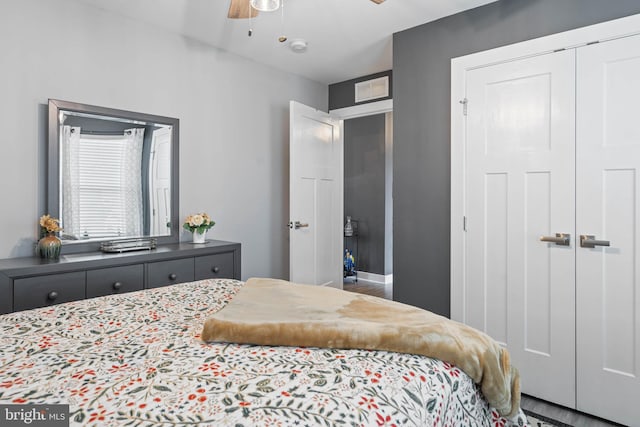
[[0, 240, 240, 314]]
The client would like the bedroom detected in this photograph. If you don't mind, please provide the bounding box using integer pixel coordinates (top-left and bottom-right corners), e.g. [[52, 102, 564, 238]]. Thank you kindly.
[[1, 0, 640, 426]]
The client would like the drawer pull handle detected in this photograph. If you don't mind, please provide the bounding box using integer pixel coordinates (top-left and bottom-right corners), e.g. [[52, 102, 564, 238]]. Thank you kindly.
[[47, 291, 58, 301], [112, 282, 122, 290], [212, 266, 220, 273], [169, 273, 177, 280]]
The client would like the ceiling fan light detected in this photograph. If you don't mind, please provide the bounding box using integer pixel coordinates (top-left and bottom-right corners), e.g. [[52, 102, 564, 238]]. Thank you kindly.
[[250, 0, 281, 12]]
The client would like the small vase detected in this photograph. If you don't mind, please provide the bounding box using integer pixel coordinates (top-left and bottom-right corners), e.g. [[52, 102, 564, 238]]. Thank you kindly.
[[344, 216, 353, 237], [192, 231, 207, 244], [38, 233, 62, 259]]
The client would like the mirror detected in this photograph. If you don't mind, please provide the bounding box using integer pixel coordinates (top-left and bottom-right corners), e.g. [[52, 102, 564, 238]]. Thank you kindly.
[[48, 99, 179, 251]]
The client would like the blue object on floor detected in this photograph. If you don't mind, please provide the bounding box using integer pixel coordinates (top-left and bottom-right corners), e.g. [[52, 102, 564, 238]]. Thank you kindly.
[[344, 248, 356, 278]]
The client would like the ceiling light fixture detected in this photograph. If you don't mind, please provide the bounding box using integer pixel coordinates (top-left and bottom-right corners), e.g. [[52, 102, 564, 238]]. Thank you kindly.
[[249, 0, 281, 12]]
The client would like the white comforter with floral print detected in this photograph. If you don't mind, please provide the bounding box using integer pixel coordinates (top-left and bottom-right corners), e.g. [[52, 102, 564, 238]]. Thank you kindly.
[[0, 279, 528, 426]]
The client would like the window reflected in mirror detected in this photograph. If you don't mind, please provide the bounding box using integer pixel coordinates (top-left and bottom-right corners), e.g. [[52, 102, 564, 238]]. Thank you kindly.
[[48, 100, 179, 249]]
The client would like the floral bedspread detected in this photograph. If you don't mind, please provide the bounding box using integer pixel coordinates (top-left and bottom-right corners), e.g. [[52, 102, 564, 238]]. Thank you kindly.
[[0, 279, 528, 426]]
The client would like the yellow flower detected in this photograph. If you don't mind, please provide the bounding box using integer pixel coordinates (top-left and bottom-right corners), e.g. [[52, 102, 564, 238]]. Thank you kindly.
[[189, 214, 204, 227], [183, 212, 215, 233], [39, 214, 62, 233]]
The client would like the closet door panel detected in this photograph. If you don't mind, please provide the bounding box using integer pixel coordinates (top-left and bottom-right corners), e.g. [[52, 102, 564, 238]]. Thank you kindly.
[[576, 34, 640, 425], [483, 173, 509, 345], [464, 50, 576, 407]]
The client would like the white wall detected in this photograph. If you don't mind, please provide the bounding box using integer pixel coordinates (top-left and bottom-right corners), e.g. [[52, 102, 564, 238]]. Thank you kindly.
[[0, 0, 327, 280]]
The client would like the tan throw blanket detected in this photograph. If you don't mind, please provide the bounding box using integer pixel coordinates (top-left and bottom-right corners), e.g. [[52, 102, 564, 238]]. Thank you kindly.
[[201, 278, 520, 417]]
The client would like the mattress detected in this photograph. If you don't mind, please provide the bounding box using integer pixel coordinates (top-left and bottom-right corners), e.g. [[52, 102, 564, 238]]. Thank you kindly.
[[0, 278, 528, 426]]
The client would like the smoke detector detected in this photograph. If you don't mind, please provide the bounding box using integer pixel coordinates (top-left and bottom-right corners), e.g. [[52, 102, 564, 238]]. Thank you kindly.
[[289, 39, 308, 53]]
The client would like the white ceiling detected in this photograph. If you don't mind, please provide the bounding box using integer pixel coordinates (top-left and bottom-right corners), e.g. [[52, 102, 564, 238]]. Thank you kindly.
[[76, 0, 496, 85]]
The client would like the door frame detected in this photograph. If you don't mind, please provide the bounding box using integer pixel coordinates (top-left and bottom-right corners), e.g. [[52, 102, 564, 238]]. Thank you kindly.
[[330, 99, 393, 120], [450, 13, 640, 320]]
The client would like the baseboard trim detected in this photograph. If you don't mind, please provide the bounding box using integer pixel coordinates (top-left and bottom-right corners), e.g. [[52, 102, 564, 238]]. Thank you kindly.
[[356, 271, 393, 285]]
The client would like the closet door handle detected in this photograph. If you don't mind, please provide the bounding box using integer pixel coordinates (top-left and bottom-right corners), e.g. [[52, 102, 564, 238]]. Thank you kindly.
[[540, 233, 571, 246], [580, 235, 610, 248]]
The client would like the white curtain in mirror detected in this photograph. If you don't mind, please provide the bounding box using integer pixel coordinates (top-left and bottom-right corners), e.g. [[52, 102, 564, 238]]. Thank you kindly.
[[61, 126, 144, 239], [61, 126, 81, 237]]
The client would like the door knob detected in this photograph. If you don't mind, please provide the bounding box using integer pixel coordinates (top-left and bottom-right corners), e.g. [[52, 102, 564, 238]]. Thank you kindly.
[[580, 235, 610, 248], [539, 233, 571, 246], [288, 221, 309, 229]]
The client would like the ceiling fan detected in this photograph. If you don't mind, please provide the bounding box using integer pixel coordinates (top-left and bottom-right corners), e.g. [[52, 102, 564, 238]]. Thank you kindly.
[[228, 0, 386, 19]]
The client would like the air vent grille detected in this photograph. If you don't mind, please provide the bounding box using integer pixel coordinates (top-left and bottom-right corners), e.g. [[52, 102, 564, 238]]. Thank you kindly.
[[355, 76, 389, 103]]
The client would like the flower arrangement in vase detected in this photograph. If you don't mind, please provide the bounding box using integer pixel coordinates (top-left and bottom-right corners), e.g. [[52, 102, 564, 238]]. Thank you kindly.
[[183, 213, 215, 244], [38, 214, 62, 259]]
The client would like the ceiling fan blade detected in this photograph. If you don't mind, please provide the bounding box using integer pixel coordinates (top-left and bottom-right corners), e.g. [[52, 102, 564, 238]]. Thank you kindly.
[[370, 0, 386, 4], [228, 0, 258, 19]]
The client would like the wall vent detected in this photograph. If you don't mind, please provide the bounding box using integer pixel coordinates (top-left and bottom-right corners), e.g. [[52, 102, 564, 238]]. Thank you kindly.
[[355, 76, 389, 103]]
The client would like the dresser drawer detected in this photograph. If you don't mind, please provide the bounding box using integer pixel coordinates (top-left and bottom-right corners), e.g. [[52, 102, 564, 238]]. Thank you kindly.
[[194, 252, 235, 280], [147, 258, 194, 289], [87, 264, 144, 298], [14, 271, 86, 311], [0, 276, 12, 314]]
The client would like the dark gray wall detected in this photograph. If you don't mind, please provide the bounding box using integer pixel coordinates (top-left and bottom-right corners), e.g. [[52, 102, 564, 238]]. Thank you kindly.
[[393, 0, 640, 317], [329, 70, 392, 110], [344, 114, 387, 275]]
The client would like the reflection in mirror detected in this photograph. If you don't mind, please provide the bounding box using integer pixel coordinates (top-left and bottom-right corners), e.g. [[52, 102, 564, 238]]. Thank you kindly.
[[48, 100, 179, 251]]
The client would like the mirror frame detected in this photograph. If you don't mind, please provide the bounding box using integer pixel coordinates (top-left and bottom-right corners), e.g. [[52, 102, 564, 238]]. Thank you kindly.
[[47, 99, 180, 253]]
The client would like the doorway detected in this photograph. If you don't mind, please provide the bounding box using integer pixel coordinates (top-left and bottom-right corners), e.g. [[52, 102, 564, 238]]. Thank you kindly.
[[332, 101, 393, 297]]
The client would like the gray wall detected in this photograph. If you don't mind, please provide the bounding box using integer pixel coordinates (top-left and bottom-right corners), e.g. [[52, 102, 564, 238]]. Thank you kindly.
[[0, 0, 327, 281], [393, 0, 640, 316], [344, 114, 388, 275]]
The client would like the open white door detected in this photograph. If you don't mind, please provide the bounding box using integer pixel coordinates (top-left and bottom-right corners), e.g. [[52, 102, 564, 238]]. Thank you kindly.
[[149, 127, 172, 236], [289, 101, 343, 288]]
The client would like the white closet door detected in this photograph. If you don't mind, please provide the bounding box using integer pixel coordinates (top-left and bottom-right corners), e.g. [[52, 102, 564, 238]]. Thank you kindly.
[[465, 50, 576, 407], [576, 34, 640, 425]]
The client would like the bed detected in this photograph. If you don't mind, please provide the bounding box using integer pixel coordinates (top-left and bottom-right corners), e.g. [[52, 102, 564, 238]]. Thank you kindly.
[[0, 278, 528, 426]]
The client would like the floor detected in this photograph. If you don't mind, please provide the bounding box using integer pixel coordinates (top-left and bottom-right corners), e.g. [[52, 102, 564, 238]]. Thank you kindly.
[[342, 280, 624, 427], [520, 395, 624, 427], [343, 277, 392, 299]]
